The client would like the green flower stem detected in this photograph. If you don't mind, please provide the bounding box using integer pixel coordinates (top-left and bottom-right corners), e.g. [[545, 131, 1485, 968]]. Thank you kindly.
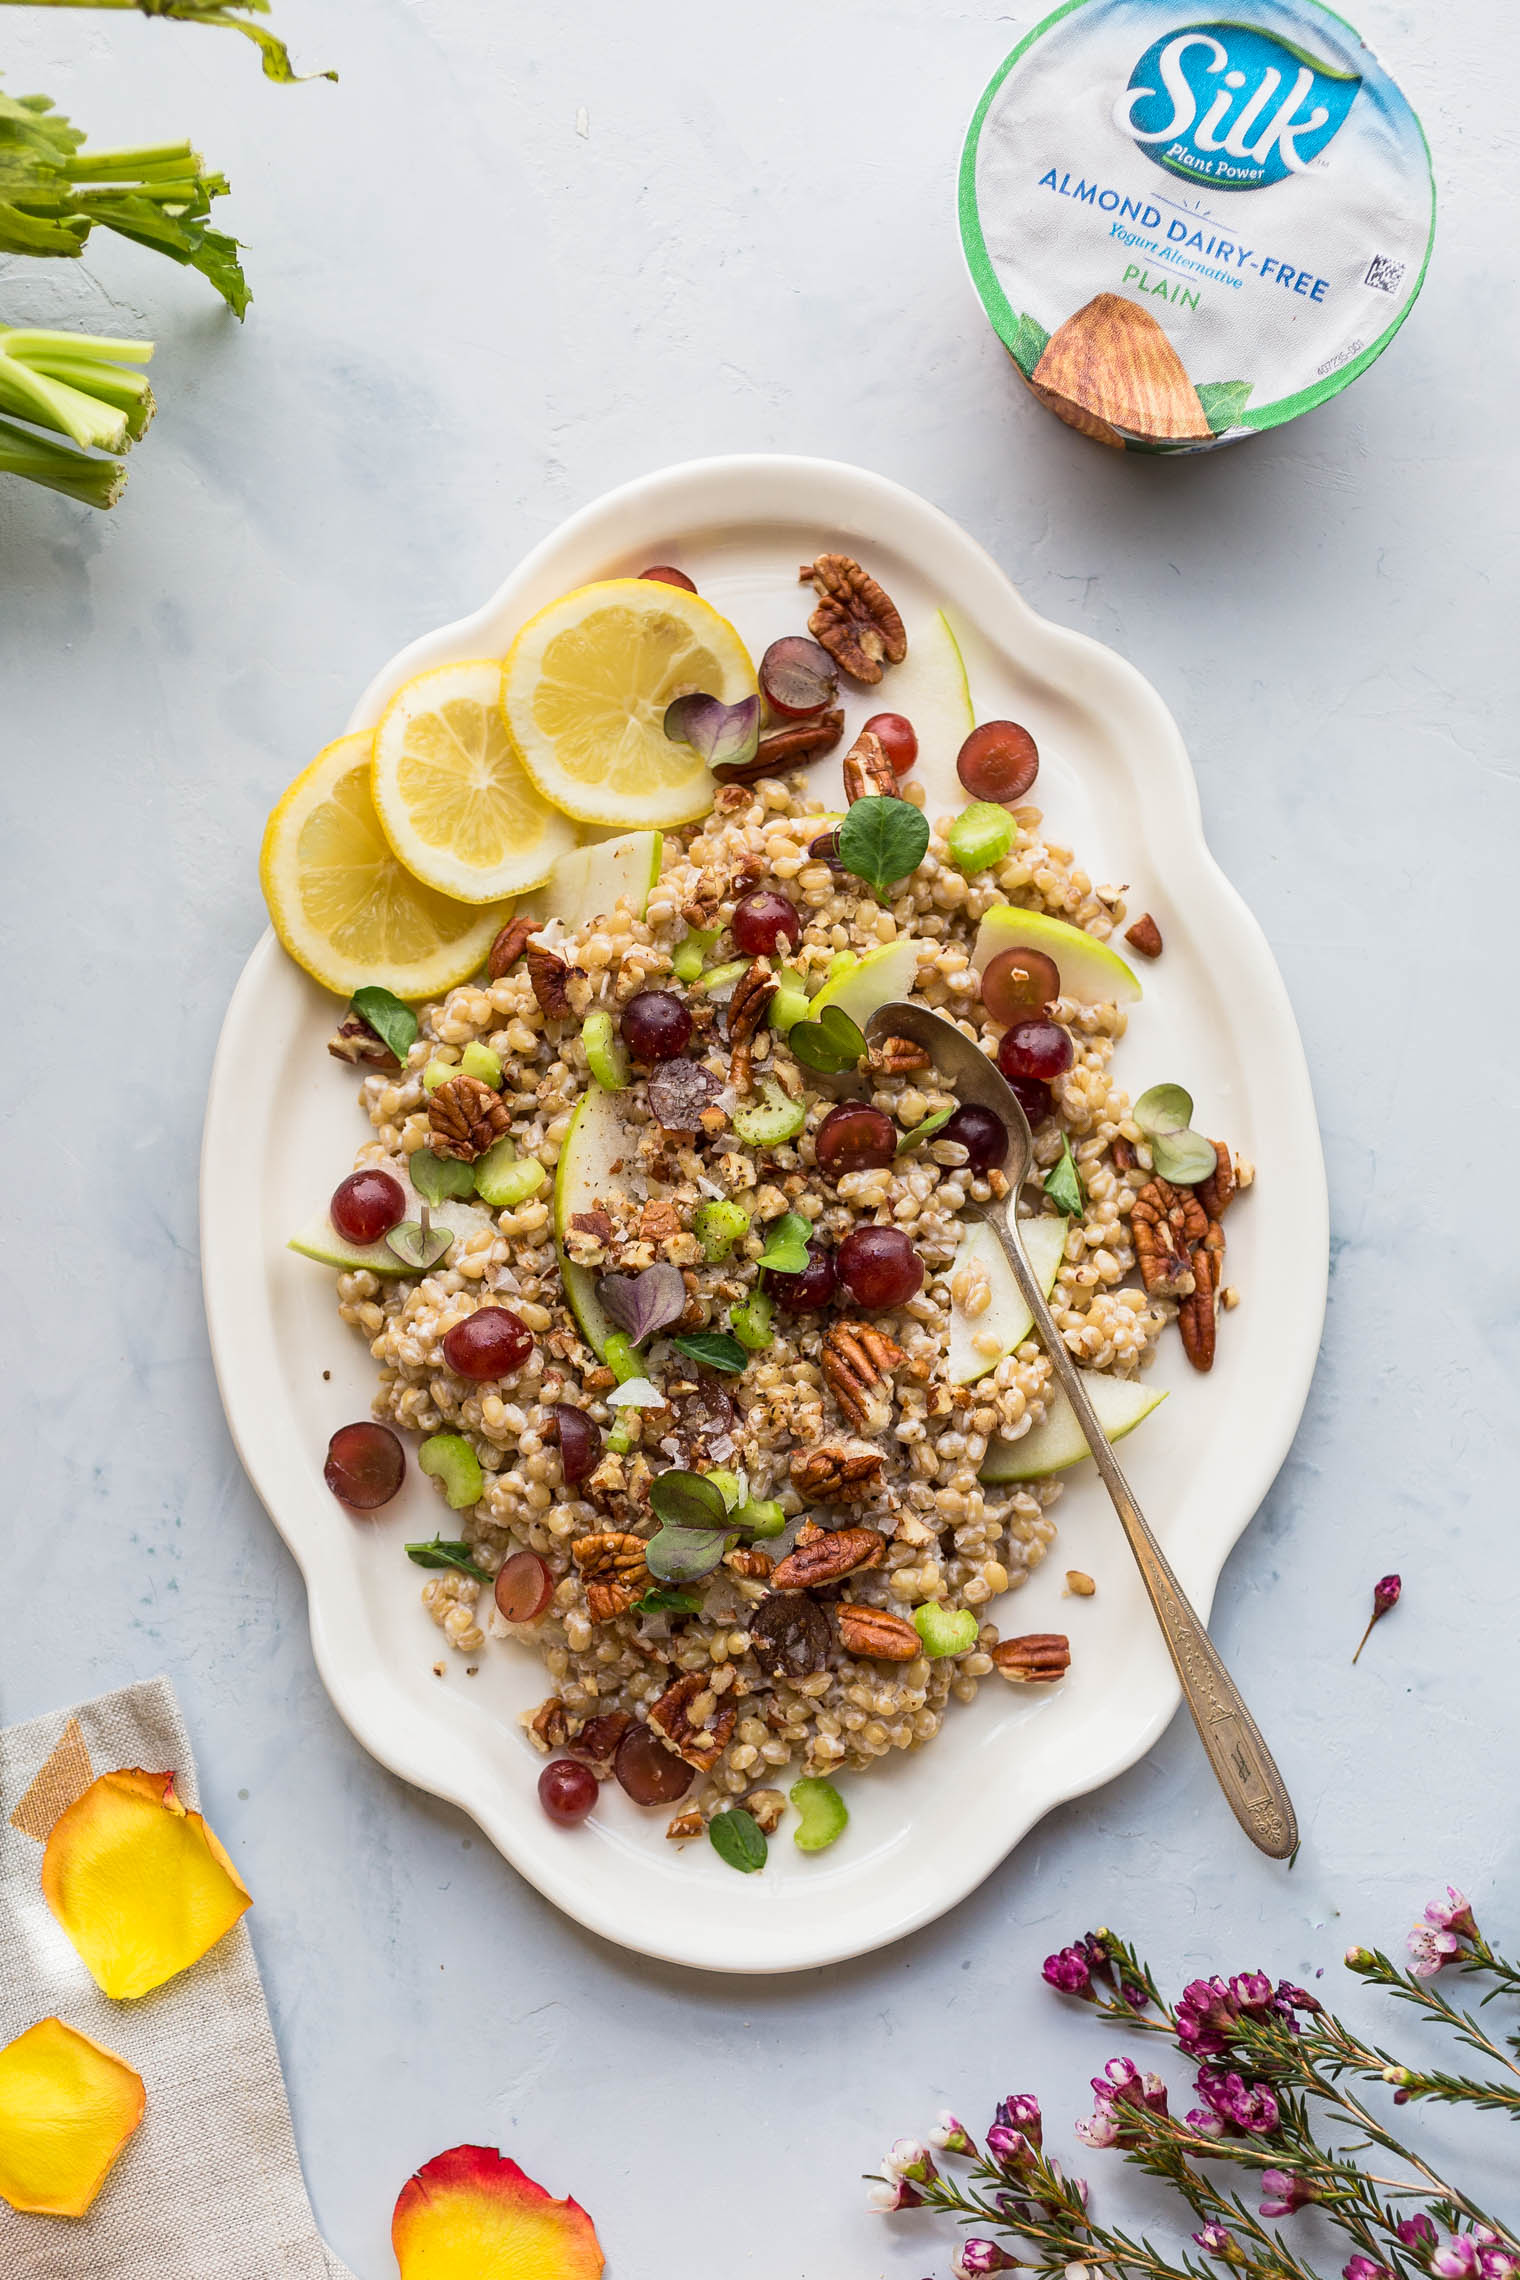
[[1347, 1948, 1520, 2087], [1227, 2011, 1519, 2246], [0, 0, 334, 87]]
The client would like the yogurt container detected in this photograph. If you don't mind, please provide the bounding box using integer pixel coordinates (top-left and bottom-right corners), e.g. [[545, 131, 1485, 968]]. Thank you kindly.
[[959, 0, 1434, 450]]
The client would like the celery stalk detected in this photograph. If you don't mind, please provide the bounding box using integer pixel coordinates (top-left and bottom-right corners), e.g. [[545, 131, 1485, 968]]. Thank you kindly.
[[0, 415, 124, 506]]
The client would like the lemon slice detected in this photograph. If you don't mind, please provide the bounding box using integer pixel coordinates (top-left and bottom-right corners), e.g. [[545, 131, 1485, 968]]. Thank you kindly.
[[501, 579, 755, 828], [260, 732, 513, 1000], [371, 659, 578, 902]]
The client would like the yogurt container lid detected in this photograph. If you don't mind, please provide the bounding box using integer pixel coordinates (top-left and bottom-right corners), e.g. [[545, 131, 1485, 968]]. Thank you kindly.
[[959, 0, 1435, 449]]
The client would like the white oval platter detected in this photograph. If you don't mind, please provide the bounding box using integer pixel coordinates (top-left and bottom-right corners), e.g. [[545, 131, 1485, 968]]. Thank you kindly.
[[201, 455, 1327, 1973]]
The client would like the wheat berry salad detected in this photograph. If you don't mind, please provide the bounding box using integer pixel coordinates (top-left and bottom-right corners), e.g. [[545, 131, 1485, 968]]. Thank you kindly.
[[265, 553, 1252, 1872]]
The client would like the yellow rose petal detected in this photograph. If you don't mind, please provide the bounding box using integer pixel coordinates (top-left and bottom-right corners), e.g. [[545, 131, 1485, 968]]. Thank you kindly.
[[0, 2018, 145, 2218], [41, 1768, 251, 2000]]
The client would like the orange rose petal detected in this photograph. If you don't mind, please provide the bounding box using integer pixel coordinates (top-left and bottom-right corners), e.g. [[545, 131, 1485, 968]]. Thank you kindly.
[[0, 2018, 146, 2217], [40, 1768, 251, 2000], [392, 2145, 605, 2280]]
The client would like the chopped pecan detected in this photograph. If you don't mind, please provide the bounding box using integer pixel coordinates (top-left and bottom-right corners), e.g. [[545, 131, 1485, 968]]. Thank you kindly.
[[570, 1204, 616, 1244], [822, 1319, 905, 1430], [1195, 1140, 1237, 1221], [713, 782, 752, 816], [714, 709, 845, 786], [570, 1709, 634, 1768], [572, 1530, 650, 1622], [1131, 1177, 1208, 1295], [1179, 1218, 1225, 1372], [486, 913, 537, 980], [868, 1033, 932, 1076], [992, 1633, 1071, 1684], [790, 1439, 885, 1505], [527, 944, 574, 1021], [842, 728, 900, 804], [836, 1603, 921, 1661], [798, 553, 907, 685], [648, 1670, 736, 1771], [428, 1072, 511, 1161], [327, 1010, 401, 1070], [1110, 1136, 1137, 1172], [665, 1806, 705, 1841], [529, 1696, 570, 1749], [682, 866, 726, 928], [724, 1544, 774, 1582], [1124, 912, 1164, 959], [639, 1197, 682, 1244], [771, 1526, 885, 1592], [743, 1786, 787, 1836]]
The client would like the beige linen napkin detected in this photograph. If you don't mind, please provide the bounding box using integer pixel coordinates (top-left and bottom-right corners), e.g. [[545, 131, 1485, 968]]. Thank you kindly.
[[0, 1676, 356, 2280]]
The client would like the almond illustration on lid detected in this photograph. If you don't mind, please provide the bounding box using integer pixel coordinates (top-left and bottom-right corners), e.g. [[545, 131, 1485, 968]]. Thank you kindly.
[[960, 0, 1434, 453]]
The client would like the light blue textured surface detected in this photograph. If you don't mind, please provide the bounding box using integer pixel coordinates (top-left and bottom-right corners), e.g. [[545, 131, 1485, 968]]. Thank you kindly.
[[1, 3, 1515, 2274]]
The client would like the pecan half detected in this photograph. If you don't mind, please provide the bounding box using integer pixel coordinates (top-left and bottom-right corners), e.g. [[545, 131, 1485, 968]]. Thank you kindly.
[[529, 1696, 570, 1749], [771, 1526, 885, 1592], [868, 1033, 932, 1076], [1124, 912, 1164, 959], [799, 554, 907, 685], [822, 1319, 904, 1431], [327, 1011, 401, 1070], [487, 913, 537, 980], [1194, 1140, 1237, 1222], [842, 728, 900, 804], [429, 1072, 511, 1161], [714, 709, 845, 786], [727, 967, 777, 1047], [1179, 1219, 1225, 1372], [647, 1670, 736, 1771], [527, 944, 574, 1021], [836, 1603, 921, 1661], [572, 1530, 650, 1622], [1131, 1177, 1208, 1295], [790, 1439, 884, 1505], [992, 1633, 1071, 1684], [724, 1544, 774, 1582]]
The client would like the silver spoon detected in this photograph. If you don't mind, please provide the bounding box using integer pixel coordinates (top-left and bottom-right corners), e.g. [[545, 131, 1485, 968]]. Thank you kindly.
[[865, 1000, 1298, 1859]]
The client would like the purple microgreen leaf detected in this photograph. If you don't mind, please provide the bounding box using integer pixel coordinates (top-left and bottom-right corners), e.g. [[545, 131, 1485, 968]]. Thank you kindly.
[[648, 1469, 730, 1530], [645, 1522, 732, 1583], [386, 1217, 454, 1270], [663, 692, 761, 770], [596, 1261, 687, 1346]]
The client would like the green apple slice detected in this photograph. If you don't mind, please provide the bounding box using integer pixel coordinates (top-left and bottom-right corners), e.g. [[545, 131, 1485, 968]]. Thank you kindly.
[[887, 610, 975, 817], [523, 829, 663, 931], [553, 1083, 634, 1356], [947, 1214, 1067, 1385], [979, 1369, 1167, 1481], [972, 905, 1142, 1007], [807, 936, 920, 1027], [288, 1195, 485, 1277]]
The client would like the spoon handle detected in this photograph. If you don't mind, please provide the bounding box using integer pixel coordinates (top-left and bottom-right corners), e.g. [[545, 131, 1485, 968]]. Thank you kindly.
[[985, 1211, 1298, 1860]]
